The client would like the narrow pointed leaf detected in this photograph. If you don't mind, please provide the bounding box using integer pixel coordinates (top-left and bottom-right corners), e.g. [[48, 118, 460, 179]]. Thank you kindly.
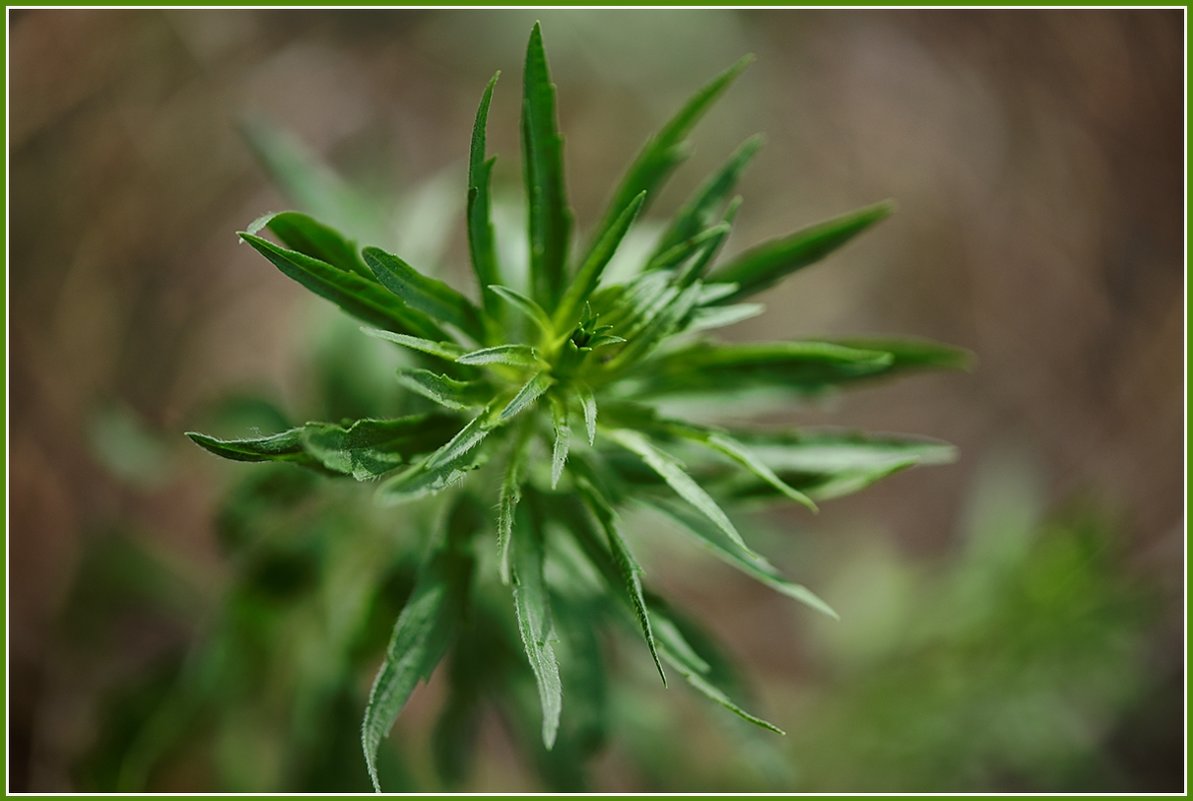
[[500, 372, 554, 421], [300, 416, 463, 481], [645, 222, 730, 275], [549, 396, 571, 489], [186, 428, 312, 465], [361, 328, 467, 362], [488, 284, 555, 336], [592, 55, 753, 251], [426, 407, 496, 469], [253, 210, 371, 279], [654, 134, 762, 257], [577, 481, 665, 684], [553, 191, 646, 331], [468, 73, 503, 325], [646, 497, 837, 619], [684, 302, 764, 333], [497, 435, 531, 585], [712, 201, 894, 301], [577, 385, 598, 445], [361, 515, 474, 792], [522, 22, 572, 305], [457, 344, 543, 369], [511, 502, 563, 748], [608, 429, 755, 556], [363, 247, 485, 342], [240, 234, 448, 340], [395, 369, 491, 411]]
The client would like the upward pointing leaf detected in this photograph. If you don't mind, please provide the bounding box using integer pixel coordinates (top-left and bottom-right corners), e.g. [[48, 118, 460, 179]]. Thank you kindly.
[[468, 72, 504, 328], [522, 22, 573, 306], [363, 247, 485, 343], [240, 233, 449, 341], [553, 191, 646, 332], [361, 514, 474, 792], [712, 200, 895, 301], [589, 55, 753, 255], [511, 500, 563, 748]]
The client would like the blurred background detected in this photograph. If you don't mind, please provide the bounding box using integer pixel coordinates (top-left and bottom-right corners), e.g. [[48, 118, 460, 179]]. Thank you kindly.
[[8, 9, 1184, 793]]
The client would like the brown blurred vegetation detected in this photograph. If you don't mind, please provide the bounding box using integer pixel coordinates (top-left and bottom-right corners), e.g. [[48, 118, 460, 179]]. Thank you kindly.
[[8, 9, 1184, 792]]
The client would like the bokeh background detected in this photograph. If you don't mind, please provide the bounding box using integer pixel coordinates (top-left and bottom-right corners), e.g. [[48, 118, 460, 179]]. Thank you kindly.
[[9, 8, 1185, 792]]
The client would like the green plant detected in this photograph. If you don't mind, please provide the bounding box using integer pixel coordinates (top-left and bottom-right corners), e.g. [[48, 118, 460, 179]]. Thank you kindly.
[[189, 23, 967, 791]]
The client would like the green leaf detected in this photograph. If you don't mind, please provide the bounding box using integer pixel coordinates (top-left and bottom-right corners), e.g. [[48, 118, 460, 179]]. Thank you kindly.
[[607, 429, 755, 556], [186, 428, 313, 465], [457, 344, 544, 369], [646, 497, 837, 619], [376, 408, 495, 503], [654, 134, 762, 258], [468, 72, 503, 327], [645, 222, 730, 275], [300, 416, 462, 481], [497, 434, 531, 585], [395, 369, 491, 411], [361, 503, 475, 792], [522, 22, 573, 305], [591, 55, 753, 253], [553, 191, 646, 332], [487, 284, 555, 337], [604, 281, 705, 374], [828, 336, 974, 373], [239, 233, 449, 340], [252, 210, 371, 279], [631, 340, 894, 397], [511, 500, 563, 748], [361, 328, 467, 362], [426, 407, 496, 469], [577, 480, 665, 684], [500, 372, 554, 421], [576, 384, 598, 446], [647, 599, 784, 734], [684, 302, 764, 333], [712, 200, 894, 301], [363, 246, 485, 342], [549, 396, 571, 489]]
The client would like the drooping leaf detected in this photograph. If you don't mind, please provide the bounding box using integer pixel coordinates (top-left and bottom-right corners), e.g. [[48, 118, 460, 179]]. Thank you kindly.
[[468, 72, 503, 327], [363, 247, 485, 342], [186, 428, 311, 465], [510, 499, 563, 748], [240, 233, 449, 340], [395, 369, 491, 411], [549, 396, 571, 489], [576, 480, 665, 684], [645, 497, 837, 619], [654, 134, 762, 258], [497, 433, 532, 584], [712, 201, 894, 301], [457, 344, 544, 369], [607, 429, 755, 556], [590, 55, 753, 253], [251, 210, 371, 279], [553, 191, 646, 332], [576, 385, 598, 446], [361, 506, 475, 792], [522, 22, 573, 306]]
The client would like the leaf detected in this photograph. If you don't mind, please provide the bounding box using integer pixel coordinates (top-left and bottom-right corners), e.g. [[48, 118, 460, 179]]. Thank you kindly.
[[300, 416, 463, 481], [590, 55, 753, 253], [522, 22, 573, 306], [457, 344, 544, 369], [827, 336, 974, 373], [604, 281, 705, 373], [553, 191, 646, 332], [549, 396, 571, 489], [510, 500, 563, 748], [240, 233, 449, 340], [644, 222, 730, 275], [254, 210, 371, 279], [645, 497, 837, 619], [712, 200, 894, 301], [654, 134, 762, 258], [576, 384, 598, 446], [487, 284, 555, 336], [500, 372, 554, 421], [577, 480, 665, 684], [684, 302, 764, 333], [363, 247, 485, 342], [395, 369, 491, 411], [497, 435, 531, 584], [468, 72, 503, 326], [426, 407, 497, 469], [361, 328, 467, 362], [607, 429, 755, 556], [186, 428, 314, 465], [361, 504, 475, 792], [647, 599, 784, 734], [376, 408, 496, 503], [630, 340, 895, 397]]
